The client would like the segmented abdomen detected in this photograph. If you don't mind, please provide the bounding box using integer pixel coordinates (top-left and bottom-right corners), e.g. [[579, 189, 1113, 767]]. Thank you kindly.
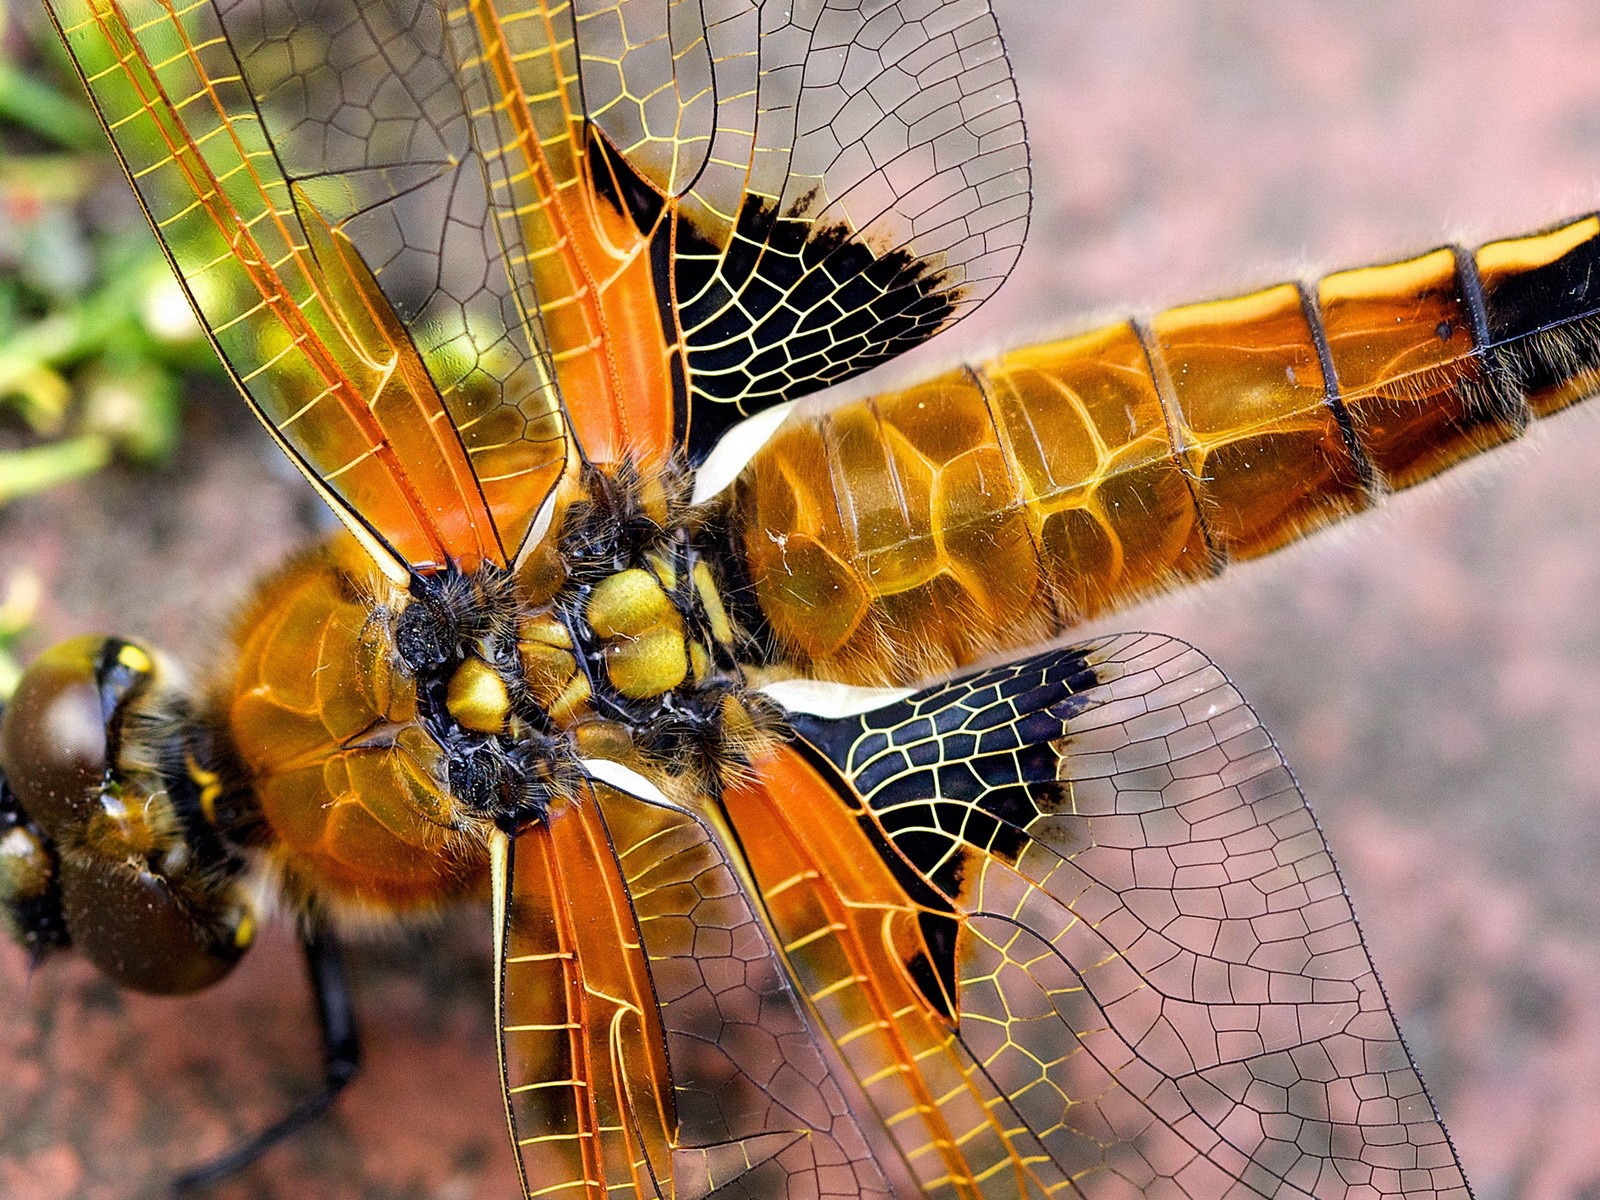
[[734, 215, 1600, 684]]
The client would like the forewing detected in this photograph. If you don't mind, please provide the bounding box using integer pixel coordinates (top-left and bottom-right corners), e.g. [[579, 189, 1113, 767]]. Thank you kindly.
[[727, 635, 1469, 1199], [491, 778, 897, 1200], [46, 0, 567, 577], [453, 0, 1032, 465]]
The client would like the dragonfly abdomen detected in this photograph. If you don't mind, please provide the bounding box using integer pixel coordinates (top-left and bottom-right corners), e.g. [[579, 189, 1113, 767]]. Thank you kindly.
[[735, 214, 1600, 684]]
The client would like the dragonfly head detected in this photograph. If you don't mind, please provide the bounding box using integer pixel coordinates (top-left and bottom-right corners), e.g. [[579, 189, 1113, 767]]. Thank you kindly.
[[0, 635, 255, 994]]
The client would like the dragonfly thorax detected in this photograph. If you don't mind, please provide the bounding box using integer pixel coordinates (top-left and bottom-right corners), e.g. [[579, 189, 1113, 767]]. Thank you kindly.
[[394, 464, 777, 833]]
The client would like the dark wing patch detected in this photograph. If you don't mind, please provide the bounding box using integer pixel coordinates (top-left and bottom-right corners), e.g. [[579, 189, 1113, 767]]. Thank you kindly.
[[452, 0, 1031, 466], [673, 194, 964, 457], [663, 0, 1032, 459], [54, 0, 1029, 528], [732, 634, 1472, 1199]]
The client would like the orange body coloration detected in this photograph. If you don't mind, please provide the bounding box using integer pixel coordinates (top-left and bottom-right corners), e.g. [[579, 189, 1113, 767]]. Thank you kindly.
[[736, 215, 1600, 684], [1316, 249, 1513, 488], [224, 539, 487, 912]]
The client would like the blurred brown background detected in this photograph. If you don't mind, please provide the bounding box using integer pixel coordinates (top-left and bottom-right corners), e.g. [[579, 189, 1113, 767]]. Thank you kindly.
[[4, 1, 1600, 1197]]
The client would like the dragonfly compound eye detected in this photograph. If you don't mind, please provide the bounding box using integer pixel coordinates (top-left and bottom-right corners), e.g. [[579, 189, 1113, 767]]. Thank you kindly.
[[0, 635, 254, 994], [0, 634, 116, 838], [57, 857, 253, 996]]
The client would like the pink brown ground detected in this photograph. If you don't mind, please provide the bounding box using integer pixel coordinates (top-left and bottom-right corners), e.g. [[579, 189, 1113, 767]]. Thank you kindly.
[[5, 2, 1600, 1197]]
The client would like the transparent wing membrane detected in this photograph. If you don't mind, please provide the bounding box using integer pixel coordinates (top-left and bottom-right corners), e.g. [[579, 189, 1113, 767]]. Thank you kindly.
[[46, 0, 568, 577], [494, 638, 1468, 1200], [731, 635, 1470, 1199], [658, 0, 1031, 454], [452, 0, 1032, 463], [50, 0, 1029, 562], [492, 784, 896, 1200]]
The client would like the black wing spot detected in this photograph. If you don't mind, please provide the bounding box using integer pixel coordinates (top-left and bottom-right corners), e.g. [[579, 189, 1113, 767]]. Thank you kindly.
[[586, 125, 666, 236], [675, 192, 963, 461]]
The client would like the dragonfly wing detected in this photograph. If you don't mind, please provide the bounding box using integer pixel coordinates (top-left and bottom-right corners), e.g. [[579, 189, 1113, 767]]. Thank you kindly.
[[491, 776, 898, 1200], [46, 0, 568, 577], [453, 0, 1032, 466], [726, 634, 1469, 1199]]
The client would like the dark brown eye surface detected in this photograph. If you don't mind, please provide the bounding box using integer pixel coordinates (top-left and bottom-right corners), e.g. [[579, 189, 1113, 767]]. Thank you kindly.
[[0, 635, 114, 840], [57, 857, 249, 996], [0, 634, 254, 995]]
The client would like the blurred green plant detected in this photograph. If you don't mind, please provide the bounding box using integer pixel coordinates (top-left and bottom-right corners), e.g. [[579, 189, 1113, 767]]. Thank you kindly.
[[0, 1, 217, 692], [0, 0, 214, 501], [0, 566, 36, 697]]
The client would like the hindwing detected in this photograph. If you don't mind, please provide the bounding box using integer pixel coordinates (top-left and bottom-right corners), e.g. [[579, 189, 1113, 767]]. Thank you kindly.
[[492, 775, 900, 1200], [734, 634, 1470, 1199], [457, 0, 1032, 464]]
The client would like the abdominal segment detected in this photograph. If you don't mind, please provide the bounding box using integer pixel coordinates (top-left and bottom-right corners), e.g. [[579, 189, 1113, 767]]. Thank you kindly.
[[733, 214, 1600, 684]]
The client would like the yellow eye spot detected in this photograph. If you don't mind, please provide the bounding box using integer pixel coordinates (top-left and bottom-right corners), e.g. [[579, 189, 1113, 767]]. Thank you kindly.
[[233, 909, 256, 950], [116, 643, 153, 675], [586, 569, 677, 640], [606, 628, 688, 699], [446, 657, 511, 734]]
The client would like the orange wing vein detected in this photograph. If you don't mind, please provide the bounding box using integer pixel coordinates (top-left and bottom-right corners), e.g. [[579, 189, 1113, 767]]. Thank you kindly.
[[50, 0, 1031, 541], [46, 0, 568, 578], [726, 634, 1470, 1199], [491, 778, 898, 1200], [452, 0, 1033, 464]]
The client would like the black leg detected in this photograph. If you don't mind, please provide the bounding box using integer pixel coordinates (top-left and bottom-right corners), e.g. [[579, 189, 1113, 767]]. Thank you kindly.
[[171, 924, 362, 1196]]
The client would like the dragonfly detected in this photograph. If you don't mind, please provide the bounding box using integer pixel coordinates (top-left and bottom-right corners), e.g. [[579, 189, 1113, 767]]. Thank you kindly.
[[3, 2, 1600, 1200]]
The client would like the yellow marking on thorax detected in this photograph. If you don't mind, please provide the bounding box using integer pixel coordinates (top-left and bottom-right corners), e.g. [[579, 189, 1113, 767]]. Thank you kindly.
[[186, 754, 224, 826], [584, 568, 688, 699], [446, 656, 512, 734]]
